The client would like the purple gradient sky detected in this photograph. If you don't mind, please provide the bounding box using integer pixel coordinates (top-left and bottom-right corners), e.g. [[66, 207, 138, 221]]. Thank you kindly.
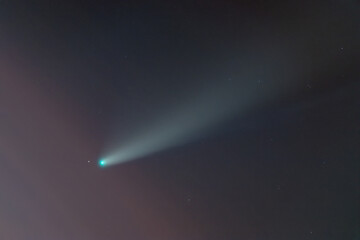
[[0, 1, 359, 239]]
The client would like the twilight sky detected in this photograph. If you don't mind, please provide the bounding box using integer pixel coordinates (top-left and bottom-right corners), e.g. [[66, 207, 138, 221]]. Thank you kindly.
[[0, 1, 359, 239]]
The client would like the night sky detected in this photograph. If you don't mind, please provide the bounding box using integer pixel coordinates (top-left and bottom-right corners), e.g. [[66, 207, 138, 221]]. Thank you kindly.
[[0, 1, 359, 239]]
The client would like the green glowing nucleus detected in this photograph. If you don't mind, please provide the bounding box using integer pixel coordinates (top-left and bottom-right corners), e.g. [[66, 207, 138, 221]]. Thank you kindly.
[[98, 159, 107, 167]]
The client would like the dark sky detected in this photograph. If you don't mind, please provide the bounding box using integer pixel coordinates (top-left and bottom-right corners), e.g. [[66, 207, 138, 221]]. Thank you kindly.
[[0, 1, 359, 239]]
